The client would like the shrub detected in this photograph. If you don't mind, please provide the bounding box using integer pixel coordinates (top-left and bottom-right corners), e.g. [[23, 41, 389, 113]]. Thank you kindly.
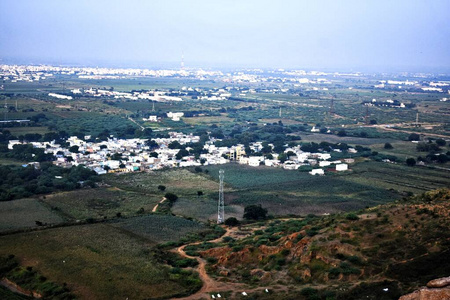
[[384, 142, 393, 149], [165, 192, 178, 203], [406, 158, 416, 166], [224, 217, 240, 226], [345, 213, 359, 221], [301, 287, 318, 296], [243, 204, 268, 220]]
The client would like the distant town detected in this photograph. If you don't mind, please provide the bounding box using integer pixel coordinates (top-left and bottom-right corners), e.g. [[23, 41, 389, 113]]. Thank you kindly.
[[8, 131, 355, 176]]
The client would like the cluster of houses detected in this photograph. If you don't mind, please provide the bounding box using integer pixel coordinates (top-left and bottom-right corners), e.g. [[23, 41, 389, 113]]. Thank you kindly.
[[9, 133, 355, 176]]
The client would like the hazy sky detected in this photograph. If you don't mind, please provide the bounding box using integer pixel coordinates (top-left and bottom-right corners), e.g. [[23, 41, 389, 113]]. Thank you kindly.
[[1, 0, 449, 71]]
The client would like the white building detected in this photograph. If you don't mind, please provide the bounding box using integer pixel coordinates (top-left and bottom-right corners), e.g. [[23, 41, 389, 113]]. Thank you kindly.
[[309, 169, 324, 176], [167, 112, 184, 121], [336, 163, 348, 171]]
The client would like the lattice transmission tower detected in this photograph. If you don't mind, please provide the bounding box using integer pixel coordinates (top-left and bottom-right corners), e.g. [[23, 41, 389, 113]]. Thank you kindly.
[[217, 169, 225, 224]]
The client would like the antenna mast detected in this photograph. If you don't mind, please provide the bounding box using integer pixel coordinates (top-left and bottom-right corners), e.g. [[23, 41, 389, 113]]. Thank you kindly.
[[365, 105, 369, 125], [181, 52, 185, 70], [217, 169, 225, 224], [4, 98, 7, 122]]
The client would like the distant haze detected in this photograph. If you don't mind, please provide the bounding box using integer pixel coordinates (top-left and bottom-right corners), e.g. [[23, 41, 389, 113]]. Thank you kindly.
[[1, 0, 449, 72]]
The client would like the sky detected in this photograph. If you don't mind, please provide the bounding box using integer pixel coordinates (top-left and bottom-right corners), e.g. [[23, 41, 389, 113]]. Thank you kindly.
[[1, 0, 450, 72]]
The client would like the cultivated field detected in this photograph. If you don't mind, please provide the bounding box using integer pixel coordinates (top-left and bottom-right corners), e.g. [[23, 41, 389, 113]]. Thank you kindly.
[[42, 187, 161, 220], [0, 222, 202, 299], [0, 198, 64, 232]]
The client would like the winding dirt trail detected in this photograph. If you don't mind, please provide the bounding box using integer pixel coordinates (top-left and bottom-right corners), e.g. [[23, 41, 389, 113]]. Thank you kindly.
[[151, 197, 166, 212], [172, 227, 250, 300]]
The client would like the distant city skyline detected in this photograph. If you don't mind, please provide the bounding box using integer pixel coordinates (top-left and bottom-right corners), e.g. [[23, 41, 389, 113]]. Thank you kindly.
[[1, 0, 450, 72]]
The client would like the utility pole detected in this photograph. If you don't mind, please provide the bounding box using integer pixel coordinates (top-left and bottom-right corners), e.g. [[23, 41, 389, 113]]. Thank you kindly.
[[217, 169, 225, 224], [365, 105, 369, 125], [330, 98, 334, 115], [181, 52, 185, 70], [4, 98, 7, 122]]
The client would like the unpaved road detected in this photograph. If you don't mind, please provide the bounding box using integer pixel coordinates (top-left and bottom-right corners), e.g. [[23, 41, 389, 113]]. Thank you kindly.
[[172, 227, 252, 300], [152, 197, 166, 212]]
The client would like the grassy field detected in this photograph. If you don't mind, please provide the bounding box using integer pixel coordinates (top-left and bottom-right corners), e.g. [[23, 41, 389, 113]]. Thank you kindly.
[[0, 198, 64, 232], [103, 168, 224, 197], [42, 187, 161, 220], [0, 223, 201, 299], [0, 157, 27, 166], [110, 214, 206, 242], [184, 114, 235, 125], [6, 126, 50, 136], [198, 162, 450, 217]]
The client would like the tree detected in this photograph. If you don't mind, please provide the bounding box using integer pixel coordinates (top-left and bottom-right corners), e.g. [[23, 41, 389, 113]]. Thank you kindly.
[[406, 158, 416, 166], [168, 141, 182, 149], [436, 139, 446, 147], [164, 192, 178, 203], [408, 133, 420, 141], [337, 130, 347, 137], [278, 152, 288, 163], [224, 217, 240, 226], [384, 143, 393, 149], [68, 145, 79, 153], [176, 149, 189, 160], [243, 205, 268, 220]]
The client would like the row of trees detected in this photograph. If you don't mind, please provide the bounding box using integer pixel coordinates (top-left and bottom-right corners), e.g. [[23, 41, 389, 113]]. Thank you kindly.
[[0, 163, 98, 201]]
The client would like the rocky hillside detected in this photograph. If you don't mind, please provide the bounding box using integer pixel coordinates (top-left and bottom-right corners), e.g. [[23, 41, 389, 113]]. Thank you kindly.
[[192, 189, 450, 299]]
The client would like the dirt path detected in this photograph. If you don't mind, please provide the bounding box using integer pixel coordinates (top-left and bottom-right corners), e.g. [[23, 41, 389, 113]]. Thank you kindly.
[[172, 225, 270, 299], [173, 235, 245, 300], [151, 197, 166, 212], [0, 278, 41, 298]]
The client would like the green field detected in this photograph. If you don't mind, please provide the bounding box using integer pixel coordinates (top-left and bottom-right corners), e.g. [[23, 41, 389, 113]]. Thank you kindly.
[[103, 168, 224, 197], [42, 187, 161, 220], [0, 222, 201, 299], [0, 198, 64, 232], [110, 214, 206, 242]]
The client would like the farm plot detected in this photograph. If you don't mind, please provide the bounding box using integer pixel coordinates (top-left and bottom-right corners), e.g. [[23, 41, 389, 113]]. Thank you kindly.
[[172, 196, 244, 222], [42, 187, 161, 220], [104, 168, 223, 196], [110, 214, 206, 243], [346, 161, 450, 194], [0, 223, 201, 299], [201, 163, 410, 216], [0, 198, 64, 232]]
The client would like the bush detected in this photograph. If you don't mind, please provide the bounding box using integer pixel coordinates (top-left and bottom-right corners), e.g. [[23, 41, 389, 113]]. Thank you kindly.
[[157, 185, 166, 191], [384, 142, 393, 149], [224, 217, 240, 226], [301, 287, 318, 296], [165, 192, 178, 203], [345, 213, 359, 220], [406, 158, 416, 166], [408, 133, 420, 141], [243, 204, 268, 220]]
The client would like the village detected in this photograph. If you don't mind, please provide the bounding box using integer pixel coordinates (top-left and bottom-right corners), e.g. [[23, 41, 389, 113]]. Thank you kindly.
[[8, 132, 354, 176]]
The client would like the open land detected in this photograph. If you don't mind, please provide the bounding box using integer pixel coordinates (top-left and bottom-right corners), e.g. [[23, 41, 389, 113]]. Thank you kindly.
[[0, 65, 449, 299]]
